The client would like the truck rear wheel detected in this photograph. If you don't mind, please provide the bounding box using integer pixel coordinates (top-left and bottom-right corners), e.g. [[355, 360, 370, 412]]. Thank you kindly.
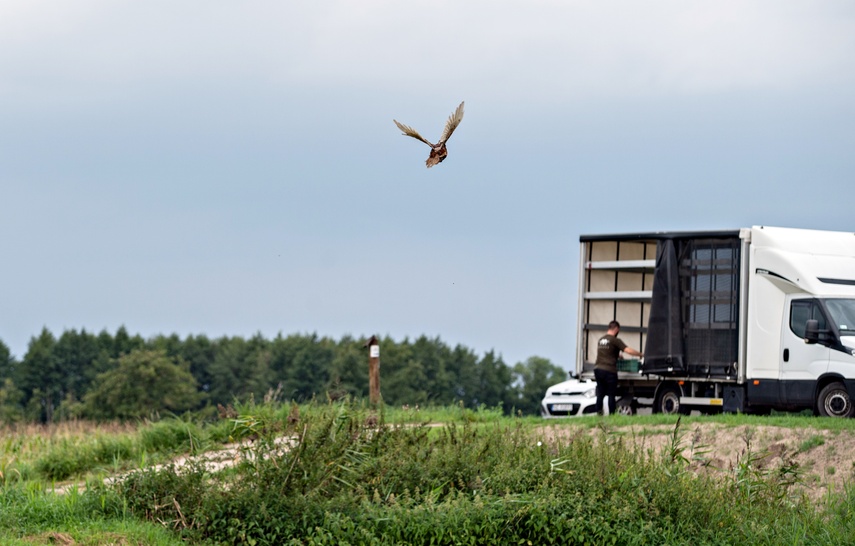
[[817, 382, 855, 418], [654, 385, 689, 415]]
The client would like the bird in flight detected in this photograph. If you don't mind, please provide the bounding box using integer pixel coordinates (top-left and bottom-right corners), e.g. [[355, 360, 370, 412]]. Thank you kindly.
[[394, 101, 464, 168]]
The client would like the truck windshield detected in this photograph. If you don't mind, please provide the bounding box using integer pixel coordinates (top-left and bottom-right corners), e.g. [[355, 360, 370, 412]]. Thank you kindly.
[[824, 299, 855, 336]]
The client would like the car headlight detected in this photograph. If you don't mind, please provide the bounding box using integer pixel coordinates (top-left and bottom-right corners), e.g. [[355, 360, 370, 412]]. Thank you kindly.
[[583, 388, 596, 398]]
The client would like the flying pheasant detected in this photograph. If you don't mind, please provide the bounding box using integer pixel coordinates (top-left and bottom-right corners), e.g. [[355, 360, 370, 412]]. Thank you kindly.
[[394, 101, 464, 168]]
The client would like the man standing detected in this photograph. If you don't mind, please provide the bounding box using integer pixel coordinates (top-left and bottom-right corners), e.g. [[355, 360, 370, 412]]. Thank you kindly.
[[594, 320, 643, 415]]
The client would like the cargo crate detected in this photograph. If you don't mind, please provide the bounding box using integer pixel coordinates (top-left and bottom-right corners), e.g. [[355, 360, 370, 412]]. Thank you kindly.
[[617, 358, 641, 373]]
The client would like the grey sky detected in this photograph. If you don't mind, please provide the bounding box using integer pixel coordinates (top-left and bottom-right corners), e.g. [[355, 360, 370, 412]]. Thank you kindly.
[[2, 1, 854, 369]]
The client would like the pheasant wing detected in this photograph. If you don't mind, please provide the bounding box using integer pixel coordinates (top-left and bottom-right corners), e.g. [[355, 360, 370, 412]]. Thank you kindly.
[[394, 120, 434, 147], [438, 101, 464, 144]]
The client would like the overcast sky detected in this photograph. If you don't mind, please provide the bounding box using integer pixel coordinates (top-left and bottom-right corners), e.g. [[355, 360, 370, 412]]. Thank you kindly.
[[2, 1, 854, 369]]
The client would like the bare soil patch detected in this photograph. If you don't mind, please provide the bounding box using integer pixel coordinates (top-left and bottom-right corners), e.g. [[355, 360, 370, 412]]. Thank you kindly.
[[539, 421, 855, 500]]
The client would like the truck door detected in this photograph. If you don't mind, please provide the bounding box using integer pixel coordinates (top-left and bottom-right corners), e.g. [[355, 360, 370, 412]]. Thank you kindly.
[[781, 298, 829, 404]]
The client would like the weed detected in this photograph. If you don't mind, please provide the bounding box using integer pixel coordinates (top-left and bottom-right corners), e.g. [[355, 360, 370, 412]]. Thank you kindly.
[[139, 419, 205, 455], [731, 428, 803, 507], [798, 434, 826, 453], [6, 403, 855, 544]]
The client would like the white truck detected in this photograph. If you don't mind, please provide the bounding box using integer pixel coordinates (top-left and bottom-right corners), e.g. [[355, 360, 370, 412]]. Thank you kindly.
[[560, 225, 855, 417]]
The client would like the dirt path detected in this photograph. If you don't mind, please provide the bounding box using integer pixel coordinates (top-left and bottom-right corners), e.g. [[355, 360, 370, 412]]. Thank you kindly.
[[51, 435, 298, 495]]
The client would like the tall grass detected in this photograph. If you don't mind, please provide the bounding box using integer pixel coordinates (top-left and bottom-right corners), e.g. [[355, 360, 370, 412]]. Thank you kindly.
[[112, 401, 855, 545], [0, 482, 185, 545], [551, 410, 855, 432], [5, 404, 855, 544], [1, 418, 233, 484], [1, 421, 133, 485]]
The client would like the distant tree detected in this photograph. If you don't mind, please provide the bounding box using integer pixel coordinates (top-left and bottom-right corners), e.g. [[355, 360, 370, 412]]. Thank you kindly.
[[54, 328, 102, 402], [114, 325, 144, 356], [179, 334, 216, 394], [148, 333, 183, 359], [384, 361, 429, 406], [512, 356, 567, 416], [474, 350, 514, 412], [0, 378, 24, 424], [0, 339, 15, 386], [16, 328, 62, 423], [206, 334, 277, 405], [0, 340, 19, 422], [447, 344, 479, 405], [245, 335, 275, 400], [271, 333, 334, 402], [96, 329, 115, 354], [410, 336, 454, 404], [148, 332, 212, 406], [208, 336, 243, 405], [325, 336, 369, 400], [83, 349, 203, 420], [9, 325, 553, 420], [379, 337, 428, 406]]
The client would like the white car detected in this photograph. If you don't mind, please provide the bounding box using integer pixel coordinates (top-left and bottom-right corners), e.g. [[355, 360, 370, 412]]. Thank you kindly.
[[540, 377, 598, 417]]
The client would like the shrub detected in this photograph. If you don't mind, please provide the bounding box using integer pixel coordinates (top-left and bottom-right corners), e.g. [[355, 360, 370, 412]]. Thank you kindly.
[[139, 419, 205, 455], [110, 402, 845, 545], [35, 435, 138, 481]]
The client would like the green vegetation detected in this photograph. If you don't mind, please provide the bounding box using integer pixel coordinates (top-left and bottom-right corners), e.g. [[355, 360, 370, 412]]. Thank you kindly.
[[5, 402, 855, 545], [5, 337, 855, 546], [83, 350, 203, 420], [0, 329, 567, 424], [0, 485, 185, 545], [799, 434, 827, 453], [1, 419, 234, 487]]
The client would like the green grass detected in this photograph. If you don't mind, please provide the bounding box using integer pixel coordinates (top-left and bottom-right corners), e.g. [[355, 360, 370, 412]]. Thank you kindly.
[[544, 410, 855, 433], [0, 526, 183, 546], [384, 401, 510, 424], [1, 417, 236, 485], [6, 402, 855, 544], [109, 403, 855, 545], [798, 434, 827, 453], [0, 482, 184, 545]]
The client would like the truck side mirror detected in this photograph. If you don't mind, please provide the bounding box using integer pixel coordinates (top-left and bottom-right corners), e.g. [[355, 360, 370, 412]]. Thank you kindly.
[[804, 319, 820, 344]]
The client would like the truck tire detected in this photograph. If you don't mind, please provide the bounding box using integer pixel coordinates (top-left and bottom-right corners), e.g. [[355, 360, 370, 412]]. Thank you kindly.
[[654, 385, 689, 415], [817, 382, 855, 418]]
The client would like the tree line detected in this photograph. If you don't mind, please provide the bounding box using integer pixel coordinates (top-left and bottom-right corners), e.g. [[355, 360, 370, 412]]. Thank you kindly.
[[0, 327, 568, 423]]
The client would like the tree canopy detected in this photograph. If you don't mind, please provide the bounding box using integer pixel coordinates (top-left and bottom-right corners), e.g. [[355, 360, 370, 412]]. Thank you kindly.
[[83, 349, 203, 420], [0, 328, 568, 423]]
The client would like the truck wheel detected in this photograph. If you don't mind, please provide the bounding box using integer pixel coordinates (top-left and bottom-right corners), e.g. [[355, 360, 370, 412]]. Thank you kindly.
[[654, 386, 688, 415], [817, 382, 855, 418], [616, 397, 636, 416]]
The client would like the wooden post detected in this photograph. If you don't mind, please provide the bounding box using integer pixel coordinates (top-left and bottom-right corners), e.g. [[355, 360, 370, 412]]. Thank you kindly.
[[364, 335, 380, 406]]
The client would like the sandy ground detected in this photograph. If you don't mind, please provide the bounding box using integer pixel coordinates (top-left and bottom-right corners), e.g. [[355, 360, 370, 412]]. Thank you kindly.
[[538, 420, 855, 501], [51, 435, 298, 495]]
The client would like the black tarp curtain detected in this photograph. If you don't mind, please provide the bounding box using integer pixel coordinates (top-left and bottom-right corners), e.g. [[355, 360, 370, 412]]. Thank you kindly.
[[643, 239, 685, 374]]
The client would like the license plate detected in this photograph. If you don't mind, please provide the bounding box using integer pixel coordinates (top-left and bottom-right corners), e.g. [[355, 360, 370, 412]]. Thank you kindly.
[[551, 404, 575, 411]]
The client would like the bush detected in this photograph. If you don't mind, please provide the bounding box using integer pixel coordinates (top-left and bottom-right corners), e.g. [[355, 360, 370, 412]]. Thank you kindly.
[[35, 435, 137, 481], [108, 401, 838, 545], [139, 419, 205, 455]]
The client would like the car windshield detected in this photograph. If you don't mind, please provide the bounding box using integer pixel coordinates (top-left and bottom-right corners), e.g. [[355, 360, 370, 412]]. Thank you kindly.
[[824, 299, 855, 336]]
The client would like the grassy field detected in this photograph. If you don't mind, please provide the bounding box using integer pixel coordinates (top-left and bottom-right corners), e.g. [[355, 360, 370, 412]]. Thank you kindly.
[[3, 403, 855, 544]]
